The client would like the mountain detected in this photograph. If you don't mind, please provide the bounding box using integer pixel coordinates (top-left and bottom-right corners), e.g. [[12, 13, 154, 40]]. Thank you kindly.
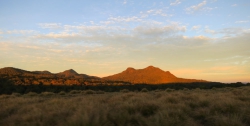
[[33, 70, 52, 74], [0, 67, 101, 85], [57, 69, 78, 77], [103, 66, 206, 84], [0, 67, 34, 75], [0, 66, 206, 85]]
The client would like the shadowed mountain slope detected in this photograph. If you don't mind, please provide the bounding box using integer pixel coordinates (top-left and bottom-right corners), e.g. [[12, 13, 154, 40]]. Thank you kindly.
[[103, 66, 206, 84]]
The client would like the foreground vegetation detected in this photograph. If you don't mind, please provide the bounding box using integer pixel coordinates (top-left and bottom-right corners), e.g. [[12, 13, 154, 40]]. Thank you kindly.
[[1, 86, 250, 126]]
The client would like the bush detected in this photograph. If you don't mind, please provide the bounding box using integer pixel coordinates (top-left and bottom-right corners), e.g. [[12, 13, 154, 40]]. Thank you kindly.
[[58, 91, 66, 95], [0, 94, 11, 99], [139, 102, 159, 117], [96, 90, 105, 94], [12, 92, 21, 97], [41, 92, 55, 96], [120, 89, 130, 93], [84, 90, 96, 94], [165, 88, 174, 92], [25, 92, 38, 96], [140, 88, 148, 92], [69, 90, 81, 94], [154, 89, 162, 92]]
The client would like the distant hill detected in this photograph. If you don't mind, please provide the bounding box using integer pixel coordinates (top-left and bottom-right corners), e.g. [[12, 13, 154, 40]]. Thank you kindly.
[[0, 67, 34, 75], [0, 66, 206, 85], [0, 67, 100, 85], [57, 69, 78, 77], [103, 66, 206, 84], [33, 70, 52, 74]]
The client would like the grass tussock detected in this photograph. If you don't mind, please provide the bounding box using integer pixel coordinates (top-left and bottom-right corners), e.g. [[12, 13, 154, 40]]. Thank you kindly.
[[0, 86, 250, 126]]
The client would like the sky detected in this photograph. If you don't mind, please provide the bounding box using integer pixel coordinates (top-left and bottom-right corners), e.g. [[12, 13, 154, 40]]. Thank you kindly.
[[0, 0, 250, 83]]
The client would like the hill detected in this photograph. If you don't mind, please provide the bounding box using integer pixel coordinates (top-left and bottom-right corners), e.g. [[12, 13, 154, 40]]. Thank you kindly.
[[0, 67, 100, 85], [0, 66, 206, 85], [57, 69, 78, 77], [103, 66, 206, 84], [0, 67, 34, 75], [33, 70, 52, 74]]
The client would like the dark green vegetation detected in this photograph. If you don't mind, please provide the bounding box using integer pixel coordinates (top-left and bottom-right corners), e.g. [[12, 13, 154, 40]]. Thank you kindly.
[[1, 86, 250, 126], [0, 77, 248, 94]]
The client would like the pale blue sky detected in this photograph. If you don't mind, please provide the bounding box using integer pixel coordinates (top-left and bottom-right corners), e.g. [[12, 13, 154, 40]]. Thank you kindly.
[[0, 0, 250, 82]]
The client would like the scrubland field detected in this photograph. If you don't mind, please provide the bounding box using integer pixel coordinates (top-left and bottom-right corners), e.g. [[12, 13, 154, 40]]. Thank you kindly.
[[1, 86, 250, 126]]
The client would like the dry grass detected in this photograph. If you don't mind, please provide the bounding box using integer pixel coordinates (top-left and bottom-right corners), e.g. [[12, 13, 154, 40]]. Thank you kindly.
[[1, 86, 250, 126]]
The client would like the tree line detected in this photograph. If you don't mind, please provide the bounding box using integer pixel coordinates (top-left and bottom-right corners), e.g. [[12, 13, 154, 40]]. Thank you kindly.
[[0, 77, 249, 94]]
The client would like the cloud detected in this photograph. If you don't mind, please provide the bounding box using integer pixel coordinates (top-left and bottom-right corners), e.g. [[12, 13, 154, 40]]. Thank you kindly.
[[38, 23, 62, 29], [6, 30, 36, 34], [179, 35, 210, 46], [204, 27, 215, 34], [204, 27, 249, 37], [123, 0, 127, 4], [170, 0, 181, 6], [19, 45, 40, 49], [191, 25, 201, 30], [41, 32, 80, 39], [231, 4, 237, 7], [235, 20, 249, 23], [193, 35, 209, 40], [147, 9, 168, 16], [108, 16, 142, 22], [140, 9, 172, 18], [100, 21, 115, 25], [219, 28, 245, 36], [134, 23, 186, 37], [185, 0, 208, 14]]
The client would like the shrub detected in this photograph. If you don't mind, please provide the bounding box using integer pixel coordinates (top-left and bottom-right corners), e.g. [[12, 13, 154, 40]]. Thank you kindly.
[[41, 92, 55, 96], [140, 88, 148, 92], [58, 91, 66, 95], [139, 103, 159, 117], [0, 94, 11, 99], [194, 88, 201, 91], [25, 92, 37, 96], [12, 92, 21, 97], [84, 90, 96, 94], [96, 90, 105, 94], [125, 101, 159, 117], [154, 89, 162, 92], [212, 87, 217, 90], [69, 90, 81, 94], [120, 89, 130, 93], [165, 88, 175, 92]]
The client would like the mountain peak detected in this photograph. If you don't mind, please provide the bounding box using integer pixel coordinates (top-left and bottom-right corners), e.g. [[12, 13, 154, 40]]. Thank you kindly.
[[63, 69, 78, 74], [144, 66, 160, 70], [125, 67, 136, 73], [58, 69, 78, 77], [145, 65, 155, 69], [103, 66, 180, 84]]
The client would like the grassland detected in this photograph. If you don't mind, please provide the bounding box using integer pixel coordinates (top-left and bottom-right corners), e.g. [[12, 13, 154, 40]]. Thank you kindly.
[[1, 86, 250, 126]]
